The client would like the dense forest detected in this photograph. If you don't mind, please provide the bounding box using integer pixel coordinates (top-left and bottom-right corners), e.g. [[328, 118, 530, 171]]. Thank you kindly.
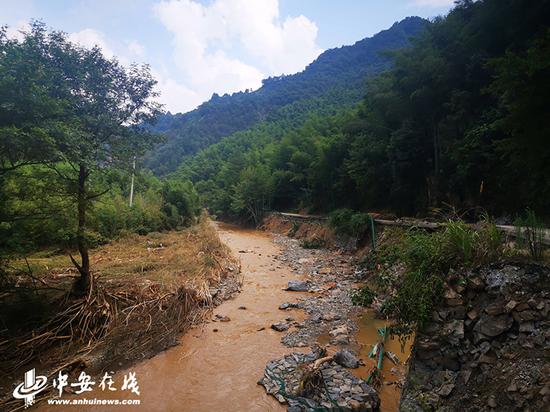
[[145, 17, 426, 174], [174, 0, 550, 224]]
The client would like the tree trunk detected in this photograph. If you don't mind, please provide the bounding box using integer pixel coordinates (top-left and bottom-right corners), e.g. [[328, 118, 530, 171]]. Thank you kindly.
[[72, 164, 90, 294]]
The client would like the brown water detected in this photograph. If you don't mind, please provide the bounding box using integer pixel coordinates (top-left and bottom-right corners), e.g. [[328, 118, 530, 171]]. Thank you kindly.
[[35, 224, 412, 412], [352, 313, 414, 412]]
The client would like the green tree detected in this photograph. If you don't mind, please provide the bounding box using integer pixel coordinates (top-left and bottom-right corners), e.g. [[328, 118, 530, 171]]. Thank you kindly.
[[0, 22, 162, 292], [231, 165, 274, 225]]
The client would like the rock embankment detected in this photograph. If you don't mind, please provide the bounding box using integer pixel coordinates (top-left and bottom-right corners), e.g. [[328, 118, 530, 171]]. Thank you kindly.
[[400, 263, 550, 412]]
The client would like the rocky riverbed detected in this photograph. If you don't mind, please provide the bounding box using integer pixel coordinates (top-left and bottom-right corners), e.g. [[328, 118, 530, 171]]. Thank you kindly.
[[270, 234, 365, 348], [258, 234, 386, 410], [400, 263, 550, 412]]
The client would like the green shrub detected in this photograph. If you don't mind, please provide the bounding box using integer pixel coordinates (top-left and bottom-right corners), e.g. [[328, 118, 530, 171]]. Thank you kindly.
[[351, 285, 377, 306], [329, 208, 372, 238]]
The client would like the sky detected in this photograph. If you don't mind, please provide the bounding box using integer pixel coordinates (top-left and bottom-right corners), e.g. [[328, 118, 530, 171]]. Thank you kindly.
[[1, 0, 455, 114]]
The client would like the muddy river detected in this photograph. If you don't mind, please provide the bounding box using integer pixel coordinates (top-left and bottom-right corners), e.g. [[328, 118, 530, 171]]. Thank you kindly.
[[37, 223, 411, 412]]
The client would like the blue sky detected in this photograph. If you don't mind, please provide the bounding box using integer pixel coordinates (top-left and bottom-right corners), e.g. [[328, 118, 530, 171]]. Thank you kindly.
[[1, 0, 454, 113]]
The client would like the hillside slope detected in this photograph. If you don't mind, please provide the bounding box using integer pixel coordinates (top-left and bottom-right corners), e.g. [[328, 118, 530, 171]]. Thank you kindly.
[[146, 17, 426, 174]]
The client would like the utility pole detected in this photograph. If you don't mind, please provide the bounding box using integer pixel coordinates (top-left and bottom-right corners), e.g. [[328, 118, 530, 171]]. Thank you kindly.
[[129, 157, 136, 207]]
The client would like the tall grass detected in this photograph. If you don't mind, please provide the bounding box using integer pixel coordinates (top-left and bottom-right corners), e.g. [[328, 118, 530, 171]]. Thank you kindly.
[[515, 209, 545, 260]]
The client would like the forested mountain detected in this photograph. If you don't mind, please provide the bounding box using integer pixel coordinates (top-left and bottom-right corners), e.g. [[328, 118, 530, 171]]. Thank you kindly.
[[177, 0, 550, 223], [146, 16, 426, 174]]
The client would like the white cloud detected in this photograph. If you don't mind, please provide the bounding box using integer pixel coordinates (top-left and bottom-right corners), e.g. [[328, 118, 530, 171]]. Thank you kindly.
[[69, 28, 116, 59], [5, 21, 31, 41], [153, 0, 323, 113], [412, 0, 455, 7], [69, 29, 141, 67]]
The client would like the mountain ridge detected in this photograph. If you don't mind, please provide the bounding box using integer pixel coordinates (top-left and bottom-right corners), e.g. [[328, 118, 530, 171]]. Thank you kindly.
[[146, 16, 427, 174]]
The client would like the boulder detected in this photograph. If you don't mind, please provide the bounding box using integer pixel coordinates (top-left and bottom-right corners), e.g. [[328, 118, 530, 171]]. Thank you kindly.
[[334, 349, 360, 368], [271, 322, 290, 332], [285, 280, 311, 292], [474, 314, 512, 337]]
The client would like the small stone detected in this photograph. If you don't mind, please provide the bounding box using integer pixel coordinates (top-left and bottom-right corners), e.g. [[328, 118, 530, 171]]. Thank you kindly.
[[213, 328, 219, 332], [467, 309, 479, 320], [348, 400, 362, 410], [322, 312, 341, 321], [515, 302, 530, 311], [459, 369, 472, 384], [332, 335, 350, 345], [437, 383, 455, 397], [519, 321, 535, 333], [505, 300, 518, 312], [485, 302, 506, 316], [238, 306, 247, 310], [487, 396, 497, 408], [507, 382, 518, 392], [467, 276, 485, 291]]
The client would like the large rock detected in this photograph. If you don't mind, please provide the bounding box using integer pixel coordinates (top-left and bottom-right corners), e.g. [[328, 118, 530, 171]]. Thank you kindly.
[[285, 280, 311, 292], [333, 349, 360, 368], [474, 314, 513, 337], [271, 322, 290, 332]]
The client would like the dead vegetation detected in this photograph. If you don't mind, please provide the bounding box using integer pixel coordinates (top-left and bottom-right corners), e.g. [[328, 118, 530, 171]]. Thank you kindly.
[[0, 218, 240, 409], [261, 214, 337, 248]]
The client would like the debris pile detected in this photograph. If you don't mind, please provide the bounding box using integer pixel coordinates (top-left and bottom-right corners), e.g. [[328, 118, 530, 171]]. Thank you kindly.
[[259, 348, 380, 411]]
